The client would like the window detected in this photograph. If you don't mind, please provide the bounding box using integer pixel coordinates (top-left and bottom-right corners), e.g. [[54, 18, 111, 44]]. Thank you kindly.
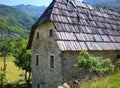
[[36, 32, 39, 39], [36, 55, 39, 66], [37, 83, 39, 88], [49, 29, 53, 37], [50, 55, 54, 68]]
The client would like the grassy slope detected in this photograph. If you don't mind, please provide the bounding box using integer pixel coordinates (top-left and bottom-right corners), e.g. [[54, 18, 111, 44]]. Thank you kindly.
[[0, 57, 24, 82], [1, 57, 120, 88], [81, 72, 120, 88]]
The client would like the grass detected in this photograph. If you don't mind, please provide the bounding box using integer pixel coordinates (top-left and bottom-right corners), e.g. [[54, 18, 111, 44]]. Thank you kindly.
[[7, 83, 31, 88], [0, 56, 31, 88], [1, 57, 120, 88], [80, 72, 120, 88], [0, 57, 24, 83]]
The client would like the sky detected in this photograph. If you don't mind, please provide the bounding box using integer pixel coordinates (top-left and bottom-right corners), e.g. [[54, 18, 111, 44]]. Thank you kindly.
[[0, 0, 83, 6]]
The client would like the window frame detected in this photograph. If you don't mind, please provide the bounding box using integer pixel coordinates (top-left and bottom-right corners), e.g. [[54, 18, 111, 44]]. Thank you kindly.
[[49, 29, 53, 37], [37, 83, 40, 88], [49, 54, 55, 69], [36, 32, 39, 39], [36, 54, 39, 66]]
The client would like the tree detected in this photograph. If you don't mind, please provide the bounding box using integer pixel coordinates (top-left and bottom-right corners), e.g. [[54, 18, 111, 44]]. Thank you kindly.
[[0, 38, 11, 71], [13, 38, 31, 85], [14, 48, 31, 86], [0, 37, 17, 71]]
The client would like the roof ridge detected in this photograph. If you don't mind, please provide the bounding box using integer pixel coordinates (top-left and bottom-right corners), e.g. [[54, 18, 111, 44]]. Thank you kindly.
[[27, 0, 120, 50]]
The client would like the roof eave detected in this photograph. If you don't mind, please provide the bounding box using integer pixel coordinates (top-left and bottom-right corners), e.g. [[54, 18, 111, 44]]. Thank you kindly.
[[27, 1, 55, 49]]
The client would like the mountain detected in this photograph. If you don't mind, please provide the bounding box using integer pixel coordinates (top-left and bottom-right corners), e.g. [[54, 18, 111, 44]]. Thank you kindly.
[[13, 4, 46, 17], [83, 0, 120, 12], [95, 1, 120, 12], [83, 0, 120, 3], [0, 4, 36, 37]]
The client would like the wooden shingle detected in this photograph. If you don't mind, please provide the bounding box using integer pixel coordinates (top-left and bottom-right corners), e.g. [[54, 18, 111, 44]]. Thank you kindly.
[[27, 0, 120, 50]]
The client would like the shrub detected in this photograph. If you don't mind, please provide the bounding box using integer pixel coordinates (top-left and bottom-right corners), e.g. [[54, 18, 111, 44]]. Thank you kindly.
[[75, 50, 114, 76], [114, 55, 120, 71], [0, 71, 7, 87]]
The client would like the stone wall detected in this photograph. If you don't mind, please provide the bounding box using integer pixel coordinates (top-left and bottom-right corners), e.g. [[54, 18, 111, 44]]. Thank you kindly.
[[31, 21, 120, 87], [89, 50, 120, 61], [61, 50, 120, 82], [31, 22, 62, 88]]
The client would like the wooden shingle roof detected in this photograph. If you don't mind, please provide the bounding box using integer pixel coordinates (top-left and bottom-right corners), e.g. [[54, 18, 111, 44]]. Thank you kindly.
[[27, 0, 120, 51]]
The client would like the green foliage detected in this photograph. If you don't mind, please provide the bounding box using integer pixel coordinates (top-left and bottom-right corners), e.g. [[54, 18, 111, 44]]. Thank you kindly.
[[14, 4, 46, 17], [0, 57, 24, 82], [11, 83, 31, 88], [0, 4, 36, 38], [14, 49, 31, 72], [0, 38, 13, 53], [13, 38, 31, 85], [115, 59, 120, 70], [80, 72, 120, 88], [0, 14, 28, 37], [75, 50, 114, 75], [0, 37, 28, 55], [95, 1, 120, 12], [0, 4, 35, 30], [0, 71, 7, 87], [84, 0, 120, 12], [14, 48, 31, 85], [114, 55, 120, 71]]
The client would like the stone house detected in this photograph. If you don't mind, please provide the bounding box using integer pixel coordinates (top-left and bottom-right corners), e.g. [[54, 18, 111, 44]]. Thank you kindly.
[[27, 0, 120, 88]]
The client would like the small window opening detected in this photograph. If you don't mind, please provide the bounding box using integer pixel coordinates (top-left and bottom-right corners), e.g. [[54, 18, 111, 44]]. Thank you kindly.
[[37, 83, 40, 88], [36, 55, 39, 66], [50, 55, 54, 68], [49, 29, 53, 37], [36, 32, 39, 39]]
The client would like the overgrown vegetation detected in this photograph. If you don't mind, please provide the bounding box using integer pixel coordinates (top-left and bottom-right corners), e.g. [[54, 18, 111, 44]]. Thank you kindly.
[[0, 38, 31, 87], [70, 50, 120, 88], [114, 55, 120, 71], [0, 57, 31, 88], [0, 71, 7, 88], [0, 57, 24, 82], [11, 38, 32, 86], [80, 72, 120, 88], [14, 48, 31, 86], [0, 37, 28, 55], [0, 4, 33, 88], [75, 50, 114, 77]]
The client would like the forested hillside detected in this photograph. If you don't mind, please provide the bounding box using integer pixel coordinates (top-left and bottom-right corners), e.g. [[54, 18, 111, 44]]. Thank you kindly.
[[14, 4, 46, 17], [83, 0, 120, 12], [95, 2, 120, 12], [0, 4, 36, 37], [83, 0, 120, 3], [0, 4, 37, 53]]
